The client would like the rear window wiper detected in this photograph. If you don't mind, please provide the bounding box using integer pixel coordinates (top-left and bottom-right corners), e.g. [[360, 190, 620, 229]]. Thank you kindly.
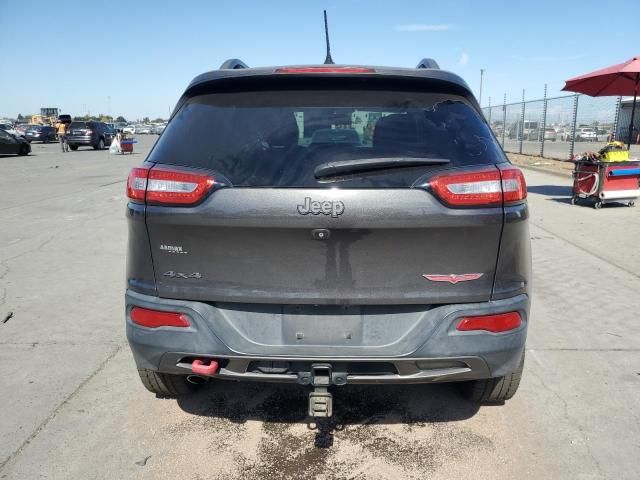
[[314, 157, 450, 178]]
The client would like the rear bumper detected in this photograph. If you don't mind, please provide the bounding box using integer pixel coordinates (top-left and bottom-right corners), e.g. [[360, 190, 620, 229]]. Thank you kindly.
[[66, 135, 93, 145], [125, 290, 529, 384]]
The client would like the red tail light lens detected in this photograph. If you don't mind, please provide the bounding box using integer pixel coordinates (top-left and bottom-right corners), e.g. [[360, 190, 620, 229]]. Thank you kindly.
[[127, 167, 150, 201], [130, 307, 190, 328], [146, 167, 217, 205], [430, 168, 503, 207], [275, 67, 375, 74], [429, 166, 527, 207], [126, 166, 218, 205], [499, 166, 527, 204], [457, 311, 522, 333]]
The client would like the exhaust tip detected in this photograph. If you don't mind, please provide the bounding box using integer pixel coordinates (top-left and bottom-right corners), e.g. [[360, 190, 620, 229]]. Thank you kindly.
[[186, 375, 207, 385]]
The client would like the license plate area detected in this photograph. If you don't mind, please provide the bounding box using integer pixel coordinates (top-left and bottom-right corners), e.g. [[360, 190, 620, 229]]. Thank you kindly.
[[282, 305, 363, 345]]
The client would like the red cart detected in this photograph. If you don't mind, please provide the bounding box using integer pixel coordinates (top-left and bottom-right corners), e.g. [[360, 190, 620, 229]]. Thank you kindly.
[[572, 160, 640, 209], [120, 139, 135, 154]]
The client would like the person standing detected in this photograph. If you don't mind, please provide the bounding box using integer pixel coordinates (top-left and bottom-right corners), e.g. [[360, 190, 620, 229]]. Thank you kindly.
[[57, 122, 69, 152]]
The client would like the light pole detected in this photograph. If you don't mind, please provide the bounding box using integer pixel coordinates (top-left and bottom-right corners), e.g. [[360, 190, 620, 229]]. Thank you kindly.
[[107, 96, 111, 121], [479, 69, 485, 106]]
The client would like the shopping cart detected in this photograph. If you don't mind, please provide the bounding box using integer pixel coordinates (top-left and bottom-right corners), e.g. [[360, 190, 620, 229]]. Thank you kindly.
[[572, 159, 640, 209]]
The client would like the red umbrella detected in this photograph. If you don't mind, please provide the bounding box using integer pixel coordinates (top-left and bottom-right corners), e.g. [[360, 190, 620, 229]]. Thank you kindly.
[[562, 56, 640, 148]]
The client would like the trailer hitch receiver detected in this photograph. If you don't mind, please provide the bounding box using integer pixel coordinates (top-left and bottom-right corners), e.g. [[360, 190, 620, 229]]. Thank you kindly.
[[308, 363, 333, 418]]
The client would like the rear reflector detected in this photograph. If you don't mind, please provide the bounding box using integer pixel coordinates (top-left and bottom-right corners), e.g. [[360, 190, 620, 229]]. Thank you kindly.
[[126, 166, 218, 205], [130, 307, 190, 328], [429, 166, 527, 207], [275, 67, 375, 74], [456, 312, 522, 333]]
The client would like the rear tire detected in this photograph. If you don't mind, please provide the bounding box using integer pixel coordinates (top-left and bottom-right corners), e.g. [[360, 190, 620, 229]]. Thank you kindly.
[[69, 145, 78, 151], [94, 138, 105, 150], [137, 368, 200, 397], [461, 352, 524, 403], [18, 144, 29, 156]]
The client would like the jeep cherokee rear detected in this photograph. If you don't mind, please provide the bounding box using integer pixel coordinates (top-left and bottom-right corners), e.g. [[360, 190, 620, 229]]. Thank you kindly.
[[125, 59, 531, 415]]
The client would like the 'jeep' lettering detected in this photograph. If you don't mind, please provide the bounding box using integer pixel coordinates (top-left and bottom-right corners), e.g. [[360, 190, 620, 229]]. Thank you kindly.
[[297, 197, 345, 217]]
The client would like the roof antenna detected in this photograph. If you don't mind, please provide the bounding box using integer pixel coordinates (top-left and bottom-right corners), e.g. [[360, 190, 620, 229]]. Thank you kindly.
[[323, 10, 334, 64]]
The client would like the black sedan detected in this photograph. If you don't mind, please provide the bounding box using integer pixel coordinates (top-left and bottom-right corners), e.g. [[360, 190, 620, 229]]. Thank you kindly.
[[0, 129, 31, 156], [25, 125, 57, 143]]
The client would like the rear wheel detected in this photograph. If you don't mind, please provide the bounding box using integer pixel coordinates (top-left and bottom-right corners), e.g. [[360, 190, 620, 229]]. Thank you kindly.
[[94, 138, 105, 150], [18, 144, 29, 156], [69, 145, 78, 151], [137, 368, 201, 397], [461, 352, 524, 403]]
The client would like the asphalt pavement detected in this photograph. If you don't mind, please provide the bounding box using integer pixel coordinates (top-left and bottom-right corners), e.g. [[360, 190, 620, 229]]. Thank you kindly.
[[0, 137, 639, 479]]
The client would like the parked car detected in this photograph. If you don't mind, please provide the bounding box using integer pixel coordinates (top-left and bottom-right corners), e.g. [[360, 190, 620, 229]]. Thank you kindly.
[[24, 125, 57, 143], [125, 58, 531, 415], [575, 128, 597, 142], [14, 124, 36, 137], [509, 120, 538, 140], [151, 124, 167, 135], [136, 125, 152, 134], [66, 121, 115, 150], [58, 114, 72, 125], [122, 125, 136, 134], [529, 127, 557, 142], [0, 128, 31, 155], [0, 123, 23, 138]]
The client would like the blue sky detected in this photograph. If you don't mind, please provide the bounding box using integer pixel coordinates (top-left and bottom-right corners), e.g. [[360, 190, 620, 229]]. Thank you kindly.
[[1, 0, 638, 120]]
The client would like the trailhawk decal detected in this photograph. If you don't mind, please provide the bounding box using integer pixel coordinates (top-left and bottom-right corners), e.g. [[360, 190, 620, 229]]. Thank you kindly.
[[297, 197, 345, 217], [423, 273, 484, 284]]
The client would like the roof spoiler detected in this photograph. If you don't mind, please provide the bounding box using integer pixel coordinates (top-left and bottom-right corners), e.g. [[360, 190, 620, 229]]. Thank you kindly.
[[219, 59, 249, 70], [416, 58, 440, 69]]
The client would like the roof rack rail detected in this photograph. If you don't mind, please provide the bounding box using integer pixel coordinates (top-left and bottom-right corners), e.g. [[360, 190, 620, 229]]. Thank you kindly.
[[219, 59, 249, 70], [416, 58, 440, 70]]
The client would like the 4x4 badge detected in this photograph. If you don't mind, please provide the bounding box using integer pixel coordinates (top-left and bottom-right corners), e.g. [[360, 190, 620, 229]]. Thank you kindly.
[[297, 197, 345, 217]]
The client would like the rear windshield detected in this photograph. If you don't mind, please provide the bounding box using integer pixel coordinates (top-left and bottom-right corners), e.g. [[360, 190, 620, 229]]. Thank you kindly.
[[149, 90, 506, 188], [69, 122, 89, 129]]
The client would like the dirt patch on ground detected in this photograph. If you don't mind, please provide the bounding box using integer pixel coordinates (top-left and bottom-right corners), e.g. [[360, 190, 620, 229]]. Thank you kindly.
[[507, 153, 574, 177]]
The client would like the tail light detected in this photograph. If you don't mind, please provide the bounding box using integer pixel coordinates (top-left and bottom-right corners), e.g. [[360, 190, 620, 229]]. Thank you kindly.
[[456, 311, 522, 333], [428, 166, 527, 207], [275, 67, 375, 74], [499, 165, 527, 204], [130, 307, 190, 328], [126, 166, 219, 206], [85, 130, 93, 134]]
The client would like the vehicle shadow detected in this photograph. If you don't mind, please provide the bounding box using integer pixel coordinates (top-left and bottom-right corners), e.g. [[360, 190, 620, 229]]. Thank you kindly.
[[528, 184, 574, 204], [177, 380, 480, 448]]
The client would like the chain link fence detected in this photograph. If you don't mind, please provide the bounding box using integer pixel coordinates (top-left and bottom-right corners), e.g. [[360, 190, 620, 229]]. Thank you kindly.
[[482, 93, 623, 160]]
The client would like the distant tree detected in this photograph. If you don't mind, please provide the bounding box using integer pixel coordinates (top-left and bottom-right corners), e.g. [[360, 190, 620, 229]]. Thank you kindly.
[[152, 117, 165, 123], [115, 116, 126, 123], [17, 113, 24, 121], [142, 117, 150, 123]]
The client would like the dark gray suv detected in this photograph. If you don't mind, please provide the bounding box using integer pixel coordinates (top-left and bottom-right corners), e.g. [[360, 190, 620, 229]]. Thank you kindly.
[[66, 121, 114, 150], [125, 59, 531, 417]]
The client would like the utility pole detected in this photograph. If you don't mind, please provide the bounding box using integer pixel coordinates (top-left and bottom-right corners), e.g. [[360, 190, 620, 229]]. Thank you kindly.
[[107, 96, 111, 120], [479, 69, 485, 106]]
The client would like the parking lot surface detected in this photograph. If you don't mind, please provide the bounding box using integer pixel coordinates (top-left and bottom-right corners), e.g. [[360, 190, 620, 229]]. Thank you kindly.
[[1, 137, 639, 479]]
